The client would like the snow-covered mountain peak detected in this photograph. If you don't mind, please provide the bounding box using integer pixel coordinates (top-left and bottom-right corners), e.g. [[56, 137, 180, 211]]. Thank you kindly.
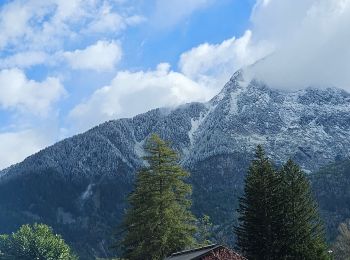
[[1, 69, 350, 258], [1, 69, 350, 180]]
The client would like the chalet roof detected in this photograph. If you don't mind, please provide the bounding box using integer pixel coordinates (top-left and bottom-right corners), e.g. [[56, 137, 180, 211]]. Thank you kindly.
[[164, 244, 246, 260], [165, 244, 220, 260]]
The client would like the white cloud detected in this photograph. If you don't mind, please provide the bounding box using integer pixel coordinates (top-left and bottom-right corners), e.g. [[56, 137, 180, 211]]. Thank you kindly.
[[69, 63, 214, 131], [249, 0, 350, 90], [151, 0, 214, 28], [63, 40, 122, 71], [67, 31, 273, 132], [0, 0, 76, 51], [0, 69, 66, 116], [125, 15, 147, 26], [0, 1, 32, 50], [84, 2, 146, 34], [0, 0, 145, 169], [87, 12, 124, 34], [0, 129, 52, 170], [0, 51, 48, 69], [150, 0, 350, 92], [179, 30, 272, 89], [0, 0, 142, 52]]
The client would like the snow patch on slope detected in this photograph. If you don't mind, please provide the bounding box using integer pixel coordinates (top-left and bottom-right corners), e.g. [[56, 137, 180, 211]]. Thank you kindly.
[[229, 88, 244, 114], [189, 118, 201, 146], [134, 140, 145, 158], [188, 109, 211, 146], [81, 184, 93, 200]]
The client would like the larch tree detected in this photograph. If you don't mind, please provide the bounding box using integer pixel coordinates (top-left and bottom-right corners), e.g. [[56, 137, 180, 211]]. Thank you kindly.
[[120, 134, 197, 260]]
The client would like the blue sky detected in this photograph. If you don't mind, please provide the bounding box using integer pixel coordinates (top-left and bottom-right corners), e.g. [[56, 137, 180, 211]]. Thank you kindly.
[[0, 0, 349, 169]]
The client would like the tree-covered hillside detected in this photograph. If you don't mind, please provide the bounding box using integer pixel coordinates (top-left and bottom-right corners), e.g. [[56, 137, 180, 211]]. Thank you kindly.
[[1, 70, 350, 258], [311, 159, 350, 241]]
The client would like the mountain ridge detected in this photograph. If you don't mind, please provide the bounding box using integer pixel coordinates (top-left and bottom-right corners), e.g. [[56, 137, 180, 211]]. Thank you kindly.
[[1, 69, 350, 258]]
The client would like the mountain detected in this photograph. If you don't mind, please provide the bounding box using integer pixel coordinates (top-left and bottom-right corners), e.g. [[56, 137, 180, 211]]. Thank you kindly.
[[1, 70, 350, 258]]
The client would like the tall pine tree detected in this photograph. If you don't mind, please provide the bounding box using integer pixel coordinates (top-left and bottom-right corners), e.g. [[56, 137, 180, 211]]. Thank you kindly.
[[277, 159, 329, 259], [120, 134, 196, 260], [235, 147, 330, 260], [235, 145, 281, 260]]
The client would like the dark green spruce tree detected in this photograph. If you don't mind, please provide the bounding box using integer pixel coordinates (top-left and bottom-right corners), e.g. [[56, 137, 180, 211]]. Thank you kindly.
[[120, 134, 197, 260], [235, 146, 330, 260], [235, 145, 281, 260], [277, 159, 329, 259]]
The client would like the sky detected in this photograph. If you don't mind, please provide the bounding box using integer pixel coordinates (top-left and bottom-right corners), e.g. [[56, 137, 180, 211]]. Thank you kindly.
[[0, 0, 350, 169]]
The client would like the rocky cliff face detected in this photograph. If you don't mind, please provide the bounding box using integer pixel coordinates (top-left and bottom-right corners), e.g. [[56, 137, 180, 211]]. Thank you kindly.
[[1, 70, 350, 258]]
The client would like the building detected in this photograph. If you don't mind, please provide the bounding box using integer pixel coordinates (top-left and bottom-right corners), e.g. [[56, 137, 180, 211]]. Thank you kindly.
[[165, 244, 247, 260]]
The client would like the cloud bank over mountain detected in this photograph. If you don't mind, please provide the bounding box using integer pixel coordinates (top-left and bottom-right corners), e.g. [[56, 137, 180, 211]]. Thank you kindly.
[[249, 0, 350, 90]]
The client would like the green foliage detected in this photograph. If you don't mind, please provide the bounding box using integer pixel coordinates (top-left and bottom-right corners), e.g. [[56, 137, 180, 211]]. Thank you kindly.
[[277, 159, 330, 259], [119, 134, 197, 260], [0, 223, 77, 260], [235, 145, 281, 259], [235, 146, 330, 260], [333, 219, 350, 260], [196, 215, 213, 246], [311, 158, 350, 241]]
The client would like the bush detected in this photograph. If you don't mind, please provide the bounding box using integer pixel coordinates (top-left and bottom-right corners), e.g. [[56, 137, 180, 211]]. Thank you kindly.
[[0, 223, 77, 259]]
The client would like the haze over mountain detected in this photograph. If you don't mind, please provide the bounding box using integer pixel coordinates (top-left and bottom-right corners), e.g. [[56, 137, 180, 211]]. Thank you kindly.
[[1, 69, 350, 258]]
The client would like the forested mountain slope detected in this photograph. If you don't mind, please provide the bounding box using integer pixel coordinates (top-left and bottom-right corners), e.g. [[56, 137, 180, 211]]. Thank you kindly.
[[1, 70, 350, 258]]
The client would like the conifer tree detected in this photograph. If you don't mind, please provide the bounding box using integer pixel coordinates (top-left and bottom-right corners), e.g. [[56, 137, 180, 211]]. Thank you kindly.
[[235, 148, 330, 260], [120, 134, 196, 260], [278, 159, 329, 259], [235, 145, 281, 260]]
